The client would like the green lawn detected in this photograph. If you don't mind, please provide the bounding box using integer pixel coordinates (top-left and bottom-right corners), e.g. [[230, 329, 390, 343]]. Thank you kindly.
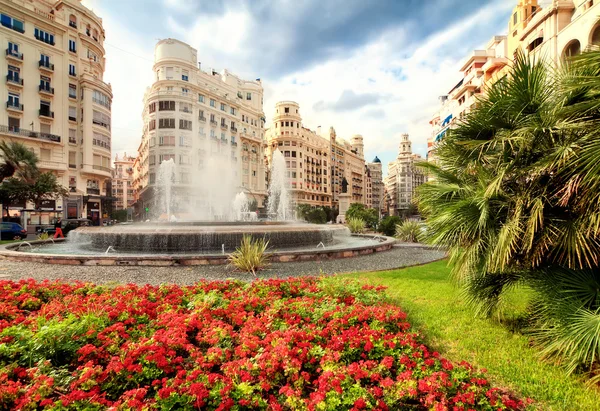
[[342, 260, 600, 411]]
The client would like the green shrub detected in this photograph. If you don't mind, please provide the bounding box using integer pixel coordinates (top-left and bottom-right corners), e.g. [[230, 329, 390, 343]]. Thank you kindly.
[[347, 217, 366, 234], [346, 203, 379, 228], [306, 208, 327, 224], [228, 235, 270, 276], [395, 220, 423, 242], [378, 216, 402, 237]]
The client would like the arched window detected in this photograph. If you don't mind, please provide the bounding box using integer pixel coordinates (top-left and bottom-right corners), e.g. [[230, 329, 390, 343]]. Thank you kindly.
[[69, 14, 77, 28], [92, 28, 98, 41], [591, 24, 600, 46], [563, 40, 581, 59]]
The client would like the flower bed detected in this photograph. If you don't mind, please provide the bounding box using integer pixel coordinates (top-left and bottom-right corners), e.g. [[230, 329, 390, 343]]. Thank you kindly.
[[0, 278, 526, 410]]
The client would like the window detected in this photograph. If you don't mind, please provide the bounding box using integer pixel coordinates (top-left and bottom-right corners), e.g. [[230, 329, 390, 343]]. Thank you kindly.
[[69, 39, 76, 53], [69, 152, 76, 168], [149, 119, 156, 130], [159, 136, 175, 146], [246, 92, 251, 100], [179, 119, 192, 130], [159, 153, 175, 162], [69, 64, 76, 76], [182, 88, 189, 95], [1, 13, 24, 33], [231, 107, 236, 115], [8, 116, 20, 132], [149, 102, 156, 113], [92, 110, 110, 129], [179, 154, 190, 164], [69, 106, 77, 121], [34, 28, 55, 45], [159, 118, 175, 129], [285, 107, 289, 113], [210, 114, 215, 122], [182, 70, 189, 81], [91, 90, 110, 108], [210, 99, 216, 108], [199, 94, 205, 103], [7, 42, 20, 59], [158, 101, 175, 111], [92, 131, 110, 149], [40, 54, 51, 69], [69, 84, 77, 99], [149, 173, 156, 184], [179, 136, 190, 147], [87, 49, 97, 62], [179, 102, 192, 113], [8, 92, 21, 108], [166, 67, 173, 80], [513, 12, 517, 25], [7, 65, 20, 84], [149, 137, 155, 146], [180, 173, 190, 183], [69, 14, 77, 28], [220, 103, 226, 111], [40, 75, 51, 91], [149, 155, 155, 165], [69, 129, 77, 144]]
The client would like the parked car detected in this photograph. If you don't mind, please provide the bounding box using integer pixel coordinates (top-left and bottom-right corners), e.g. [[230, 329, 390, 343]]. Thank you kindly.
[[40, 218, 92, 237], [0, 222, 27, 241]]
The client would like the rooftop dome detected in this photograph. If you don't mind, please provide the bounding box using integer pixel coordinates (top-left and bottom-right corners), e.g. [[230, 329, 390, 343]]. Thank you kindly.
[[372, 156, 381, 163]]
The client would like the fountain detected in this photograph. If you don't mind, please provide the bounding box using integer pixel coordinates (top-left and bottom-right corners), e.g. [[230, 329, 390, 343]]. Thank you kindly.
[[0, 151, 397, 265]]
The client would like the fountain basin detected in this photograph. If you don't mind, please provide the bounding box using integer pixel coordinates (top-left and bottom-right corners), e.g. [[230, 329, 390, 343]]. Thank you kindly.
[[69, 222, 347, 252], [0, 227, 396, 267]]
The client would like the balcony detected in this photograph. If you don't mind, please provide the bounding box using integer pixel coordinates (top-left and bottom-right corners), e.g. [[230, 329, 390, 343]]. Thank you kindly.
[[39, 84, 54, 95], [221, 138, 228, 144], [6, 74, 23, 86], [231, 141, 238, 147], [39, 60, 54, 72], [39, 109, 54, 119], [87, 187, 100, 195], [6, 101, 23, 111], [5, 48, 23, 61], [231, 126, 238, 133], [69, 21, 77, 28], [220, 123, 228, 130], [210, 120, 218, 127], [93, 165, 112, 173], [199, 116, 206, 122], [0, 125, 60, 143], [210, 135, 218, 141]]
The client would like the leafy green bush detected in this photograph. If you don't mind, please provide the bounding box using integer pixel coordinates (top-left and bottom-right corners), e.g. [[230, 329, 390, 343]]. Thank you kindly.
[[347, 217, 366, 234], [378, 216, 402, 237], [228, 235, 270, 276], [395, 220, 423, 243], [346, 203, 378, 228], [306, 208, 327, 224]]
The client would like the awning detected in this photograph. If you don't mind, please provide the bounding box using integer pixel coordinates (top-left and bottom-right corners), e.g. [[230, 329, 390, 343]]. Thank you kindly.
[[441, 114, 453, 126], [435, 128, 448, 142]]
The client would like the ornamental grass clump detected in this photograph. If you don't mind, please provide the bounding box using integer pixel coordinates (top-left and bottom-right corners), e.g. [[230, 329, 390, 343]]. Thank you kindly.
[[395, 220, 423, 243], [228, 234, 269, 276], [0, 278, 527, 410], [347, 217, 366, 234]]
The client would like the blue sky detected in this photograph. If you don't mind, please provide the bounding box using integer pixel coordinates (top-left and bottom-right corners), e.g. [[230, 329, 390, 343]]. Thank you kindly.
[[82, 0, 514, 173]]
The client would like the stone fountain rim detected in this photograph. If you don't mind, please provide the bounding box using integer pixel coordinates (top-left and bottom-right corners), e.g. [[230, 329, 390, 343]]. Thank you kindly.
[[0, 234, 397, 266]]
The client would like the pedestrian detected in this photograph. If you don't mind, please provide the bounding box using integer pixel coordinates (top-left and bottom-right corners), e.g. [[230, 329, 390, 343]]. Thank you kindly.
[[54, 218, 64, 239]]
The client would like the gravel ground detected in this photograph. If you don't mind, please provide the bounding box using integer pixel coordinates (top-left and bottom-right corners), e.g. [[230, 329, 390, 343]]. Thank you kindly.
[[0, 245, 446, 285]]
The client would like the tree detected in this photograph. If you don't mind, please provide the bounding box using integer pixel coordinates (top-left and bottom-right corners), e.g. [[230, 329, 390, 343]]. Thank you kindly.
[[378, 216, 402, 237], [111, 209, 128, 222], [417, 51, 600, 380], [0, 173, 67, 216], [346, 203, 378, 228], [0, 141, 38, 183]]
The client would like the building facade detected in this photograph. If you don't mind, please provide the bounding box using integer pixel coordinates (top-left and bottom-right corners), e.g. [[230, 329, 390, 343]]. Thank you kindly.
[[136, 38, 266, 219], [264, 101, 369, 211], [429, 0, 600, 161], [112, 152, 135, 211], [367, 156, 384, 213], [0, 0, 113, 229], [384, 134, 426, 216], [265, 102, 332, 208]]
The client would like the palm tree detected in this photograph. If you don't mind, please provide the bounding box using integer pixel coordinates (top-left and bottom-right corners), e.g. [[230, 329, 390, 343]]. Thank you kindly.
[[418, 51, 600, 381], [0, 141, 39, 183]]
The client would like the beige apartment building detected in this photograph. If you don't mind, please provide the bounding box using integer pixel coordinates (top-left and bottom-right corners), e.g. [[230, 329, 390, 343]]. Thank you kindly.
[[136, 38, 266, 219], [429, 0, 600, 161], [367, 156, 384, 213], [384, 134, 426, 216], [112, 152, 135, 210], [264, 101, 368, 211], [265, 102, 332, 208], [0, 0, 113, 229]]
